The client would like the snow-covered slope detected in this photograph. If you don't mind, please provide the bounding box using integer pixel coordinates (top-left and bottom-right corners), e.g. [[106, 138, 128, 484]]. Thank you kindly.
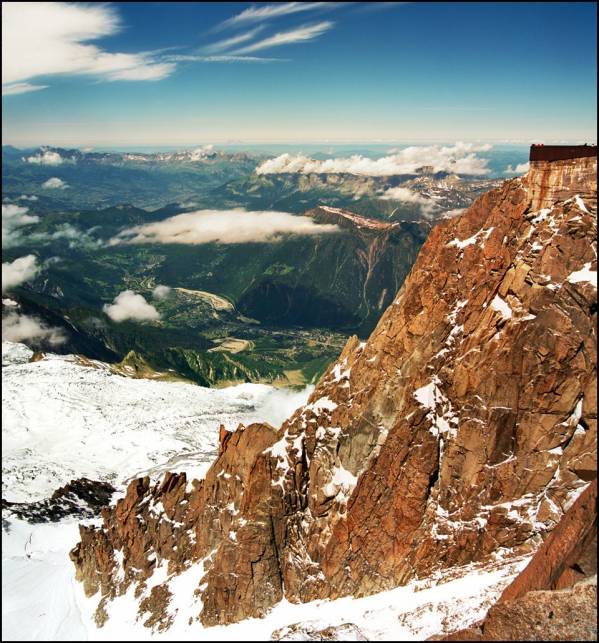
[[2, 342, 312, 503], [2, 513, 528, 641]]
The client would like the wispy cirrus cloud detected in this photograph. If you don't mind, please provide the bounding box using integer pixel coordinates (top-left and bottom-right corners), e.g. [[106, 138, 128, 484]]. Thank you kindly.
[[219, 2, 331, 29], [2, 82, 49, 96], [3, 2, 340, 91], [201, 2, 340, 59], [2, 2, 176, 95], [232, 21, 334, 54], [166, 54, 287, 64], [351, 2, 410, 14], [202, 26, 266, 53]]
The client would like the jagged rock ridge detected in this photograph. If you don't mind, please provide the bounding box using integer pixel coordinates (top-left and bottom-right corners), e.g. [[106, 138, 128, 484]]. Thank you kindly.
[[71, 154, 597, 630]]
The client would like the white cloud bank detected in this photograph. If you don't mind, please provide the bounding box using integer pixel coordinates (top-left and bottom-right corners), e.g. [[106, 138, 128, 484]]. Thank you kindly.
[[256, 143, 493, 176], [103, 291, 161, 323], [504, 162, 530, 174], [2, 204, 40, 248], [1, 2, 175, 95], [26, 150, 65, 165], [42, 178, 68, 189], [379, 186, 437, 215], [2, 255, 40, 293], [2, 312, 66, 346], [111, 208, 340, 245]]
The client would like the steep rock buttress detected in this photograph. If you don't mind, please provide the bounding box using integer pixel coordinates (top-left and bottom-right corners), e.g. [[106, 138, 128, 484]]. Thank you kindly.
[[71, 152, 597, 629]]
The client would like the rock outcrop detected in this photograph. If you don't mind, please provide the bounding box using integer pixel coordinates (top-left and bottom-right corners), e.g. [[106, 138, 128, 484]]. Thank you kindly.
[[3, 478, 116, 523], [71, 152, 597, 630], [499, 478, 597, 601], [434, 479, 597, 640], [440, 582, 597, 641]]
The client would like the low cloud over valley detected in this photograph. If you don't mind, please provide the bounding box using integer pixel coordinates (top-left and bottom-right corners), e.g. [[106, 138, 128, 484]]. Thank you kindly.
[[111, 208, 340, 246], [379, 186, 438, 215], [2, 255, 39, 293], [103, 290, 161, 323], [2, 204, 40, 248], [42, 177, 68, 190], [2, 311, 66, 347]]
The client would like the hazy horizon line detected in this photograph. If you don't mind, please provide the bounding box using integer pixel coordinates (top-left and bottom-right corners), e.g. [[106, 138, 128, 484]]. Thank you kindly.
[[3, 138, 597, 150]]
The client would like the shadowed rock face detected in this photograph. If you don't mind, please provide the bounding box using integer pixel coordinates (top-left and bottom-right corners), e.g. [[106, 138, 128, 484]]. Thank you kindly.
[[70, 157, 597, 629], [2, 478, 116, 524]]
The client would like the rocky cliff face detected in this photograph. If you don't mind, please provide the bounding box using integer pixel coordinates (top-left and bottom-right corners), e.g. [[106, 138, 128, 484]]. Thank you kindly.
[[528, 155, 596, 210], [71, 155, 597, 630]]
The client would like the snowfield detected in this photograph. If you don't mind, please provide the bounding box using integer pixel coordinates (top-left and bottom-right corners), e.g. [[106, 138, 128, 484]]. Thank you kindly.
[[2, 342, 529, 640], [2, 342, 312, 502]]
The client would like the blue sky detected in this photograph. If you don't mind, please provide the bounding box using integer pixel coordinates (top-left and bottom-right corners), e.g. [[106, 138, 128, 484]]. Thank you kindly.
[[2, 2, 597, 146]]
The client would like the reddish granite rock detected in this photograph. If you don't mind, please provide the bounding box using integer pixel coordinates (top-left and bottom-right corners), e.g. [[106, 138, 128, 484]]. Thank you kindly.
[[439, 582, 597, 641]]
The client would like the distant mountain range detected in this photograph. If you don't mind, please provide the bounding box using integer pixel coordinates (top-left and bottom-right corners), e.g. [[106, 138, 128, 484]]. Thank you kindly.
[[3, 144, 257, 165], [3, 145, 502, 215], [2, 145, 260, 210]]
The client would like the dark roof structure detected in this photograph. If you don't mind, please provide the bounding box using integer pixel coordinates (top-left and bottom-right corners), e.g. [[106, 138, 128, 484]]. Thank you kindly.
[[530, 144, 597, 162]]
